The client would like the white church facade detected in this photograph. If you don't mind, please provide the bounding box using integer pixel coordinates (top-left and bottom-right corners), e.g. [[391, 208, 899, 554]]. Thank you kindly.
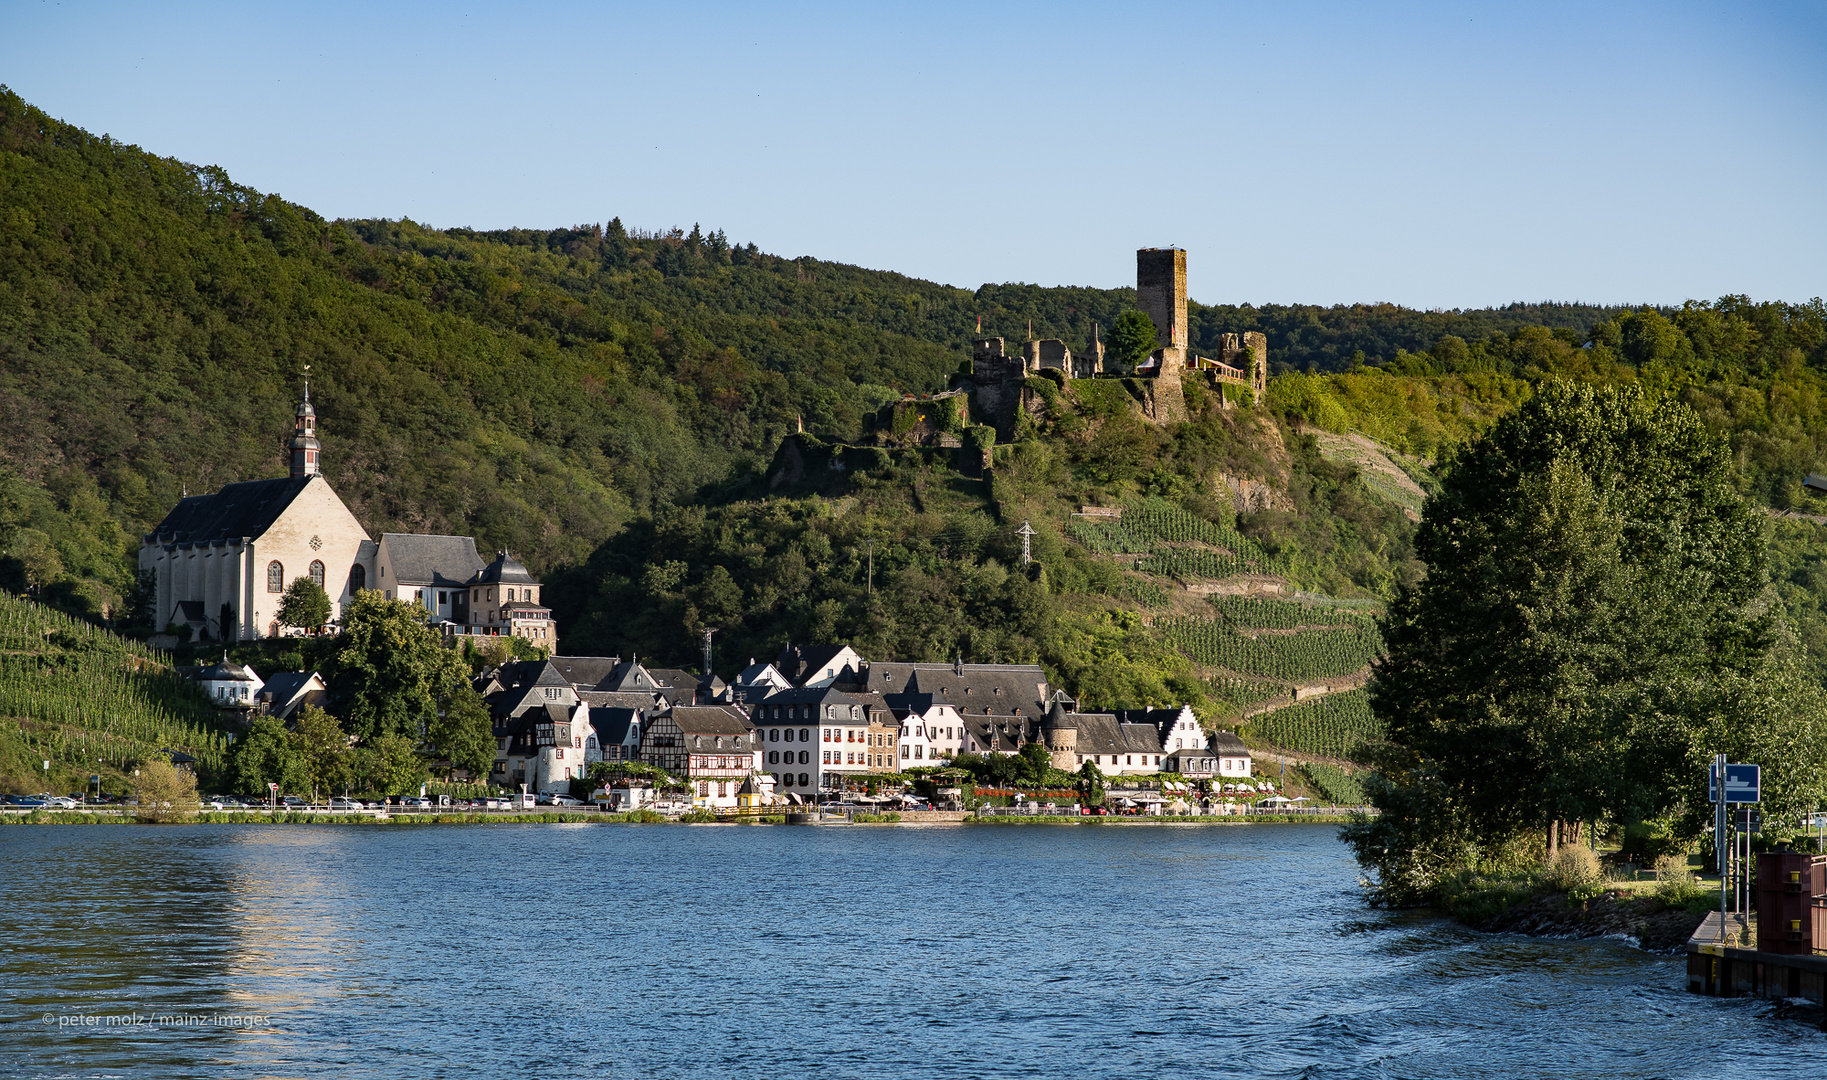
[[140, 385, 556, 646]]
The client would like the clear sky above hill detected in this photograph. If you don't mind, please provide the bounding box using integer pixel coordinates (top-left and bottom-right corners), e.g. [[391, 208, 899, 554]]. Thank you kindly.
[[4, 0, 1822, 308]]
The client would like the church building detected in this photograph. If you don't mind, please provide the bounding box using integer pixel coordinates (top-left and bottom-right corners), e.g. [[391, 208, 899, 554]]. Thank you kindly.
[[140, 384, 557, 646]]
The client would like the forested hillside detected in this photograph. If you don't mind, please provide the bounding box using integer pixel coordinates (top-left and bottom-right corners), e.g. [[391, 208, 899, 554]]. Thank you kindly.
[[5, 87, 1827, 730]]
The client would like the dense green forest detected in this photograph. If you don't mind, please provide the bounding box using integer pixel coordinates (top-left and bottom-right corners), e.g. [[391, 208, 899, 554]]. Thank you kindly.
[[5, 87, 1827, 732]]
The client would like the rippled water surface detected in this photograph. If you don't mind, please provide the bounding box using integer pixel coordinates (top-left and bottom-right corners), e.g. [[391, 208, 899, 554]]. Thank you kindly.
[[1, 821, 1819, 1078]]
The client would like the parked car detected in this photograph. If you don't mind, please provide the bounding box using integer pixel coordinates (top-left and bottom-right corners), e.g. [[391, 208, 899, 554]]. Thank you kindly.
[[399, 797, 428, 809], [548, 794, 581, 808], [280, 796, 308, 808], [329, 797, 364, 811], [44, 796, 79, 809], [6, 795, 49, 808]]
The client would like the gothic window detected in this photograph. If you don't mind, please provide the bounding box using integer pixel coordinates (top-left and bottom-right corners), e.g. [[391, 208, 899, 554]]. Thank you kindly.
[[309, 560, 325, 588], [349, 563, 366, 593], [267, 561, 284, 593]]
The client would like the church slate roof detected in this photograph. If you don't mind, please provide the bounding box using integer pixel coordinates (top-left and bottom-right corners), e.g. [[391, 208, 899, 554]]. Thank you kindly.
[[380, 533, 486, 587], [148, 476, 315, 545]]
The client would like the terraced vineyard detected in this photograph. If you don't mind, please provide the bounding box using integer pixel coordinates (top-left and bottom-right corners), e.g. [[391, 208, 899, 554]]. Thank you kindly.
[[0, 593, 229, 775], [1247, 690, 1385, 761], [1300, 761, 1368, 805], [1160, 620, 1384, 680], [1067, 497, 1285, 580]]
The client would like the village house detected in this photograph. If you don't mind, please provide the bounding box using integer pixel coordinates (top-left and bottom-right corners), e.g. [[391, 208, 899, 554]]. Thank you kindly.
[[586, 706, 644, 766], [885, 692, 965, 766], [640, 706, 759, 808], [256, 671, 326, 720], [861, 659, 1052, 717], [181, 656, 264, 716], [750, 686, 881, 796], [1207, 730, 1253, 779], [731, 658, 793, 705], [494, 699, 594, 793], [375, 532, 483, 627]]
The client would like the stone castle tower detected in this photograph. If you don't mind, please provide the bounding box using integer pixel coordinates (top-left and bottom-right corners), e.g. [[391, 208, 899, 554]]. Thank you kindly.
[[1136, 248, 1188, 369]]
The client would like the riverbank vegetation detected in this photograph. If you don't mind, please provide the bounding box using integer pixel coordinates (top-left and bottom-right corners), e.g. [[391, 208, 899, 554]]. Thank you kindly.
[[1343, 384, 1827, 908]]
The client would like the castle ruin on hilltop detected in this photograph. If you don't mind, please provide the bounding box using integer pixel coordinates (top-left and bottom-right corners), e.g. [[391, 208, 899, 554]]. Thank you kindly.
[[966, 247, 1268, 436]]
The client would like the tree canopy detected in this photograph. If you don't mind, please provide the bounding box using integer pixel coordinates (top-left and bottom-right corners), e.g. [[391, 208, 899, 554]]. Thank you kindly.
[[1350, 382, 1827, 902], [327, 592, 468, 743], [277, 578, 332, 635], [1108, 310, 1160, 371]]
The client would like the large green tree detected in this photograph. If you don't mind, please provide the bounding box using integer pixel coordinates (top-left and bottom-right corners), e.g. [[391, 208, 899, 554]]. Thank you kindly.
[[289, 705, 352, 803], [328, 591, 469, 743], [1108, 310, 1160, 372], [1352, 382, 1827, 901], [277, 577, 333, 635], [226, 716, 306, 798], [428, 683, 499, 781]]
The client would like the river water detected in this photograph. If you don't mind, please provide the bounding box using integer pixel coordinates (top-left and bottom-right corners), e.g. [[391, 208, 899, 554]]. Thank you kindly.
[[1, 821, 1819, 1078]]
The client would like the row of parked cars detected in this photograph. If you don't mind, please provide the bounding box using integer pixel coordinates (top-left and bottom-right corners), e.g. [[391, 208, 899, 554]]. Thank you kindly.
[[4, 793, 88, 809]]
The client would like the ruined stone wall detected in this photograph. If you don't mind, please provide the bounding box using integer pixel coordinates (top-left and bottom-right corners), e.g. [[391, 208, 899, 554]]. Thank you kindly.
[[968, 336, 1030, 441], [1025, 338, 1072, 372]]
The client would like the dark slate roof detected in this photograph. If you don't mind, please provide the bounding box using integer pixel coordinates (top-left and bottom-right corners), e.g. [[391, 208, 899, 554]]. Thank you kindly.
[[261, 671, 321, 708], [577, 690, 660, 710], [668, 706, 755, 738], [550, 656, 621, 689], [883, 691, 944, 717], [863, 662, 1049, 714], [148, 475, 315, 545], [588, 707, 642, 746], [1041, 711, 1159, 755], [756, 686, 860, 708], [190, 660, 260, 683], [964, 714, 1039, 751], [1113, 705, 1198, 744], [474, 550, 536, 585], [380, 533, 485, 587], [774, 644, 859, 685], [497, 659, 570, 690], [1209, 731, 1252, 756], [599, 660, 661, 693]]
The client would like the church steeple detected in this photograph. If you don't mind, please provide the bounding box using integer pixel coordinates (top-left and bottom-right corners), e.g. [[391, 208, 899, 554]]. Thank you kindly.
[[289, 369, 320, 479]]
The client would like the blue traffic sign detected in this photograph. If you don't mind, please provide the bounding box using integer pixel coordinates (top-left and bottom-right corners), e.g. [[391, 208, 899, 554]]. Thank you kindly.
[[1710, 762, 1761, 804]]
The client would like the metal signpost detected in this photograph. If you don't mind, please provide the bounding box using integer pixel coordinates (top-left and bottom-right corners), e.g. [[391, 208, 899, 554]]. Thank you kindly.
[[1710, 755, 1761, 943]]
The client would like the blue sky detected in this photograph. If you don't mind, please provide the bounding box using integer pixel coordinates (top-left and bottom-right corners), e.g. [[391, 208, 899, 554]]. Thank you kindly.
[[4, 0, 1822, 307]]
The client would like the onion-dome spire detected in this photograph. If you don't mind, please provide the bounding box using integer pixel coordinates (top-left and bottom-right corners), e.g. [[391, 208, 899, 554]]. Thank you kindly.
[[289, 365, 321, 478]]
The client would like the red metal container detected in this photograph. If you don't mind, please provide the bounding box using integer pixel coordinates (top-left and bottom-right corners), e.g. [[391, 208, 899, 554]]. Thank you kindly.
[[1755, 850, 1825, 954]]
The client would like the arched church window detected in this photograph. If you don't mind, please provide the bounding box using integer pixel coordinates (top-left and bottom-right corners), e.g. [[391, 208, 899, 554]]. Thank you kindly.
[[309, 560, 325, 588], [267, 561, 284, 593], [348, 564, 366, 593]]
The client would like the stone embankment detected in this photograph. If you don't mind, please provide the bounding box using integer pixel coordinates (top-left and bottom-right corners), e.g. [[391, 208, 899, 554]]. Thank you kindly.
[[1467, 891, 1709, 954]]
